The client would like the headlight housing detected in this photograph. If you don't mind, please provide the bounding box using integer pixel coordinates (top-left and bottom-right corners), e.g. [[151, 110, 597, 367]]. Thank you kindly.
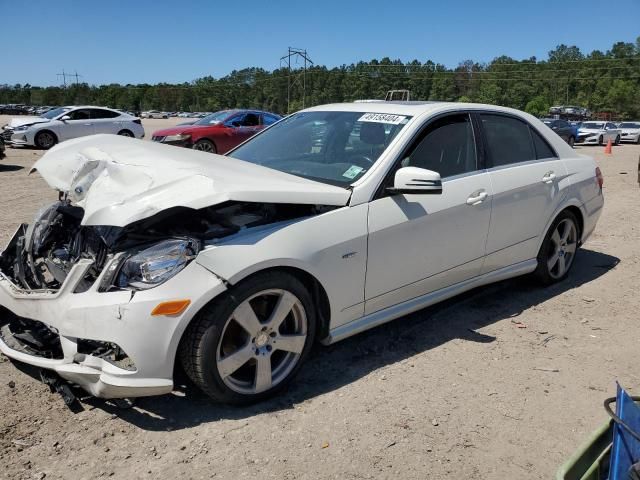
[[163, 133, 191, 142], [13, 124, 31, 132], [115, 238, 200, 290]]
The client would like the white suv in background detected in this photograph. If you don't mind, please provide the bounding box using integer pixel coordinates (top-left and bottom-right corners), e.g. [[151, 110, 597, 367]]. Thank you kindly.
[[2, 106, 145, 149]]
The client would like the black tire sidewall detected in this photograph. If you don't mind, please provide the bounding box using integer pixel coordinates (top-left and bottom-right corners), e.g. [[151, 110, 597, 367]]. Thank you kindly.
[[35, 131, 56, 149], [183, 272, 316, 405], [118, 129, 133, 137], [534, 210, 579, 285], [193, 139, 216, 153]]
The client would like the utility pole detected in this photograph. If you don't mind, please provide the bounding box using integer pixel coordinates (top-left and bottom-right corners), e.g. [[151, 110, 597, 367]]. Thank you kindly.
[[280, 47, 313, 114], [57, 69, 68, 87], [57, 70, 82, 87], [72, 71, 83, 86]]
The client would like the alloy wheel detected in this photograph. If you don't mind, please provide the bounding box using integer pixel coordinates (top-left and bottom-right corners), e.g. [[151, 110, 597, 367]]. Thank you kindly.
[[216, 289, 308, 395], [38, 132, 55, 148], [546, 219, 578, 279], [193, 141, 215, 153]]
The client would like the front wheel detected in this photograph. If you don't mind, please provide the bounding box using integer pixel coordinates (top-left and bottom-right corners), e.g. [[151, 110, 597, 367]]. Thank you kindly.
[[192, 139, 216, 153], [34, 131, 57, 149], [568, 136, 575, 148], [180, 271, 316, 405], [533, 210, 579, 285], [614, 135, 620, 146]]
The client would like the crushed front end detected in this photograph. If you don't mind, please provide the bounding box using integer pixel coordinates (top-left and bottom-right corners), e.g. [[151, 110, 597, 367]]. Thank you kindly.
[[0, 201, 230, 399]]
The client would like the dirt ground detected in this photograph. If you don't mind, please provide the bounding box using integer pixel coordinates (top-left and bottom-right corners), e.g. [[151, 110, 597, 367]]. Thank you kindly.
[[0, 115, 639, 479]]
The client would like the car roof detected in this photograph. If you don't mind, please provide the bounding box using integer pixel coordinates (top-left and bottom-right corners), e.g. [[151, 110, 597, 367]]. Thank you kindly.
[[62, 105, 119, 110], [302, 101, 532, 118]]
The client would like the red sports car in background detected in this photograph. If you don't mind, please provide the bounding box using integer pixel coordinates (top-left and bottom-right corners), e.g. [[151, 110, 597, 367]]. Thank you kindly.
[[151, 109, 281, 153]]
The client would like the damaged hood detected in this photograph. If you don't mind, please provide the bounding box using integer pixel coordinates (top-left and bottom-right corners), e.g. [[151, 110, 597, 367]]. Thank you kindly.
[[9, 116, 50, 128], [31, 134, 351, 227]]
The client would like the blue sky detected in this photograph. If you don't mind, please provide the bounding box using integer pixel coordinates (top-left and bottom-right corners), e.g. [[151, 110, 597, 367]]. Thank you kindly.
[[2, 0, 639, 86]]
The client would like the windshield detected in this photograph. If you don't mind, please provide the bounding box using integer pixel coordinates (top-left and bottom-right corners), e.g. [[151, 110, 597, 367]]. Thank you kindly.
[[43, 107, 71, 119], [230, 111, 411, 187], [620, 122, 640, 128], [194, 110, 233, 125], [581, 122, 604, 129]]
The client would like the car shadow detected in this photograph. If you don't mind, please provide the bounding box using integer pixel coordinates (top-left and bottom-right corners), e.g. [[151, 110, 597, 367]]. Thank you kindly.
[[0, 164, 24, 172], [40, 248, 621, 429]]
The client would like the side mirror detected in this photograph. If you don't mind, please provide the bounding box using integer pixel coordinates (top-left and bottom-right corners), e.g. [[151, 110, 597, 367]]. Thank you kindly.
[[388, 166, 442, 195], [60, 115, 71, 121]]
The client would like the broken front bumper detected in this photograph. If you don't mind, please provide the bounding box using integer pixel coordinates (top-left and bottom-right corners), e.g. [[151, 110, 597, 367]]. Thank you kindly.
[[0, 235, 226, 398]]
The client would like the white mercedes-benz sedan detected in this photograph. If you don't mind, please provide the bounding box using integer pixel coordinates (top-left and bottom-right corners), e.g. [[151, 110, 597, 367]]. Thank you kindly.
[[2, 106, 145, 149], [0, 102, 603, 405]]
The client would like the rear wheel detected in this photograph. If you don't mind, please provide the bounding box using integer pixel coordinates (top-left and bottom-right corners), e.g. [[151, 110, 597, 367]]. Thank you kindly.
[[534, 210, 579, 285], [180, 271, 316, 405], [193, 139, 216, 153], [117, 129, 134, 137], [34, 131, 57, 149]]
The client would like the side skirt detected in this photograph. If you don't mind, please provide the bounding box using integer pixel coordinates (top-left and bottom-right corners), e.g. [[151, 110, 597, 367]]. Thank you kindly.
[[322, 259, 538, 345]]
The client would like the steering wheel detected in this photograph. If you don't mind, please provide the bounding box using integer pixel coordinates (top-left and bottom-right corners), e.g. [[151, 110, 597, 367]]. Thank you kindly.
[[348, 154, 374, 168]]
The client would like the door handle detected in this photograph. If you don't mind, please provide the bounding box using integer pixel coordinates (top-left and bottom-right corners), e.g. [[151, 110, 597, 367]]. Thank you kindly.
[[542, 171, 556, 184], [466, 190, 488, 206]]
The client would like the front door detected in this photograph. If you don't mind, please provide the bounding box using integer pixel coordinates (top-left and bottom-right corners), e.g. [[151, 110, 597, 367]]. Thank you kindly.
[[59, 108, 95, 141], [365, 113, 492, 315]]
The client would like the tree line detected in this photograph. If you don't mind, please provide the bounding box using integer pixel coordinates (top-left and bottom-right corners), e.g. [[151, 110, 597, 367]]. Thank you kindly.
[[2, 38, 639, 119]]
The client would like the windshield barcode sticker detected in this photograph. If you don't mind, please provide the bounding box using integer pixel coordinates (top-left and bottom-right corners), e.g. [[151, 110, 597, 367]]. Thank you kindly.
[[358, 113, 407, 125]]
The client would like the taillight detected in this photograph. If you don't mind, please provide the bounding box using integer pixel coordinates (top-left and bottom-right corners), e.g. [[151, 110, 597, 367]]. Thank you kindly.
[[133, 119, 141, 125], [595, 167, 604, 189]]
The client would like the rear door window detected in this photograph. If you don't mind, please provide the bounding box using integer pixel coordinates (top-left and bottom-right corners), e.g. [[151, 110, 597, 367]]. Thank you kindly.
[[480, 114, 536, 167], [531, 129, 557, 159], [90, 109, 120, 119]]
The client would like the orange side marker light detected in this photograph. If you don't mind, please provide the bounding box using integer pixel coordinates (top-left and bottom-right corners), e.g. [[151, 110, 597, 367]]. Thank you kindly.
[[151, 299, 191, 316]]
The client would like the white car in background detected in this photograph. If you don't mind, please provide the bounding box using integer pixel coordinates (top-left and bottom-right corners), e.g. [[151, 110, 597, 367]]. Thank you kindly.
[[618, 121, 640, 144], [575, 121, 621, 146], [0, 102, 603, 405], [142, 110, 168, 119], [2, 106, 144, 149]]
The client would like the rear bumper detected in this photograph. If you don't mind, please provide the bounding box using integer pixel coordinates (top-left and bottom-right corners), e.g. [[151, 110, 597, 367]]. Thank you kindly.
[[0, 235, 226, 398]]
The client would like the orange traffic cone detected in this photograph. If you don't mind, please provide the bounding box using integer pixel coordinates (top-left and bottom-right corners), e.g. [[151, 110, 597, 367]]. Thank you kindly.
[[604, 139, 613, 154]]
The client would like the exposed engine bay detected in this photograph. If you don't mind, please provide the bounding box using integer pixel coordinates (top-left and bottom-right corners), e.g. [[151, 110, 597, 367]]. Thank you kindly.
[[0, 199, 334, 292]]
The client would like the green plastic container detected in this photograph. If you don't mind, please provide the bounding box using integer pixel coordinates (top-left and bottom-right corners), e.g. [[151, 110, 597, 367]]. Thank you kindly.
[[556, 420, 613, 480]]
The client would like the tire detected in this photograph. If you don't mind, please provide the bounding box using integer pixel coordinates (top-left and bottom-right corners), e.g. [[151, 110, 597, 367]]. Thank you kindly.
[[614, 135, 620, 146], [34, 130, 57, 149], [192, 139, 216, 153], [636, 136, 640, 145], [180, 271, 316, 405], [598, 135, 604, 146], [568, 136, 575, 148], [117, 129, 134, 137], [533, 210, 580, 285]]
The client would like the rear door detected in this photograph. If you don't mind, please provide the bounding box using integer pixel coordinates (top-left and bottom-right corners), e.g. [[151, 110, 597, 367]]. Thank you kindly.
[[89, 108, 121, 134], [479, 113, 568, 273]]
